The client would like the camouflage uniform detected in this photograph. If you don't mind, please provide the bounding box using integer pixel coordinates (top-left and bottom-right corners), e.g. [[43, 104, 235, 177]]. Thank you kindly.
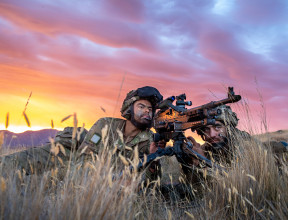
[[0, 118, 157, 180], [78, 118, 151, 157], [0, 127, 88, 175], [76, 86, 163, 181], [159, 106, 288, 201], [77, 117, 159, 180], [180, 128, 250, 195]]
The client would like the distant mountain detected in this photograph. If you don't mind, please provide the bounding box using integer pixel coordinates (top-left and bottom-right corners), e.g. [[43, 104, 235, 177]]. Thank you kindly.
[[0, 129, 59, 149]]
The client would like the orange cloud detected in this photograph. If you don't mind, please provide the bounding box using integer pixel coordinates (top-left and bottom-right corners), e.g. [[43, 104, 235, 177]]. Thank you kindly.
[[0, 0, 287, 135]]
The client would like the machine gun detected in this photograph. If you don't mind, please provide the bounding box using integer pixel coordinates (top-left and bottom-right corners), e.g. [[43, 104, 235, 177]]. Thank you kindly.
[[136, 87, 241, 172]]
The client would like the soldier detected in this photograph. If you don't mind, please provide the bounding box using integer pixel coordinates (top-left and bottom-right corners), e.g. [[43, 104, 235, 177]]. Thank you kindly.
[[187, 105, 245, 167], [187, 105, 287, 169], [1, 86, 163, 181], [77, 86, 163, 179], [159, 105, 287, 201]]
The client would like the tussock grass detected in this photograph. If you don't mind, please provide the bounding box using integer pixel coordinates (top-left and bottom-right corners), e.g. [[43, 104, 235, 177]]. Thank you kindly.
[[0, 150, 144, 220]]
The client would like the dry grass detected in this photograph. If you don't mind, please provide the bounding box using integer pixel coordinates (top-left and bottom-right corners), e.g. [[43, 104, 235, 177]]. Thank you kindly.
[[0, 149, 145, 220], [0, 105, 287, 219], [199, 134, 288, 219], [255, 130, 288, 142]]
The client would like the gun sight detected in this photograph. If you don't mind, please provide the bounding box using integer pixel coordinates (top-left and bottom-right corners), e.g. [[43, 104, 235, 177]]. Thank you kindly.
[[157, 96, 175, 109]]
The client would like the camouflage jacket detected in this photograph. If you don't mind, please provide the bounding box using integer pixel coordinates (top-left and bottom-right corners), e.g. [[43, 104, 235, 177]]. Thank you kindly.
[[77, 117, 159, 180], [182, 128, 287, 186], [78, 117, 152, 156]]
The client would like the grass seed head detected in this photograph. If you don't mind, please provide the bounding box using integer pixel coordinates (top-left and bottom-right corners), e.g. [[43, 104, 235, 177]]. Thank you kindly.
[[232, 186, 238, 195], [61, 114, 72, 123], [250, 188, 253, 196], [228, 188, 232, 203], [209, 199, 212, 209], [5, 112, 9, 129], [72, 113, 78, 139], [0, 131, 4, 149], [89, 151, 95, 163], [57, 143, 66, 156], [119, 153, 129, 166], [23, 112, 31, 127], [108, 171, 113, 188], [185, 211, 195, 219], [143, 154, 147, 166], [133, 146, 139, 165], [101, 125, 109, 149], [80, 146, 88, 155], [77, 123, 85, 141], [167, 209, 172, 220], [116, 129, 124, 143], [50, 143, 59, 156], [246, 174, 256, 182], [51, 119, 54, 129], [1, 177, 6, 191], [100, 106, 106, 113], [23, 91, 32, 113], [16, 170, 22, 182], [57, 156, 64, 166]]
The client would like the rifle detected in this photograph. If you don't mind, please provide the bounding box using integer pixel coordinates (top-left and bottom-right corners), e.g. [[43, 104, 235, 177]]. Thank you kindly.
[[136, 87, 241, 172]]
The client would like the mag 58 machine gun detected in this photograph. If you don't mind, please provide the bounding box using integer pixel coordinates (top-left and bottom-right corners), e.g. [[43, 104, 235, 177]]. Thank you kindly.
[[137, 87, 241, 171]]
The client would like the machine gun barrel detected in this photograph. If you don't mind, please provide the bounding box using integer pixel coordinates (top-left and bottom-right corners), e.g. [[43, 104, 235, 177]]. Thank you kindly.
[[184, 88, 241, 116], [153, 87, 241, 132]]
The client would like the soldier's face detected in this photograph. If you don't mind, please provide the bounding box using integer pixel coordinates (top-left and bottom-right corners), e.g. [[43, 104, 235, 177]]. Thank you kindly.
[[202, 121, 227, 144], [132, 99, 153, 124]]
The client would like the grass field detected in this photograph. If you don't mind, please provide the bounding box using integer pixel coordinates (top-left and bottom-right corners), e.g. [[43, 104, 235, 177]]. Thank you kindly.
[[0, 120, 287, 219]]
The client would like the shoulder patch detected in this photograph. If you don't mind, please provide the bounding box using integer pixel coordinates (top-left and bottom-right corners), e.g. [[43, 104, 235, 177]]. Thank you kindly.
[[90, 134, 101, 144]]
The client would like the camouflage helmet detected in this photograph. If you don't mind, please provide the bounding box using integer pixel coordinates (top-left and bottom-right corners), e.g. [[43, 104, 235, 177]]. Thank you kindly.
[[196, 105, 239, 137], [121, 86, 163, 120], [215, 105, 239, 127]]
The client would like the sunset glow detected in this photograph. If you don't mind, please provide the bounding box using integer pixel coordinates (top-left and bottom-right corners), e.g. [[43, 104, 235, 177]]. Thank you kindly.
[[0, 0, 287, 135]]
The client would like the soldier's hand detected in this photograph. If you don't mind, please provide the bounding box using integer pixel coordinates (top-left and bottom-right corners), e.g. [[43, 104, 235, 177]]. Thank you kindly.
[[148, 141, 164, 173], [186, 136, 205, 166], [149, 142, 158, 154], [157, 140, 166, 149], [149, 140, 166, 154]]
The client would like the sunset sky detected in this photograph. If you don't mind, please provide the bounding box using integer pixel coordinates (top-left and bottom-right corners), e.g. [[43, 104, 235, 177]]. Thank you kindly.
[[0, 0, 287, 135]]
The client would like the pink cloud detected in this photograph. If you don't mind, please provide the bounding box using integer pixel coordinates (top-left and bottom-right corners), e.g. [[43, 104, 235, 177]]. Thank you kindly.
[[0, 0, 287, 132], [101, 0, 145, 22], [0, 23, 38, 60], [0, 0, 161, 53]]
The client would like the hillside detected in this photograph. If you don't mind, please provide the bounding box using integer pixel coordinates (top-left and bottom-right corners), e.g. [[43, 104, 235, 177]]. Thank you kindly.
[[0, 129, 58, 149], [254, 129, 288, 142]]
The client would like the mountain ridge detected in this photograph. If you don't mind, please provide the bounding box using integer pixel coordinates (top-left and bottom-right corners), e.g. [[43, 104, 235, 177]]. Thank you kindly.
[[0, 129, 59, 148]]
